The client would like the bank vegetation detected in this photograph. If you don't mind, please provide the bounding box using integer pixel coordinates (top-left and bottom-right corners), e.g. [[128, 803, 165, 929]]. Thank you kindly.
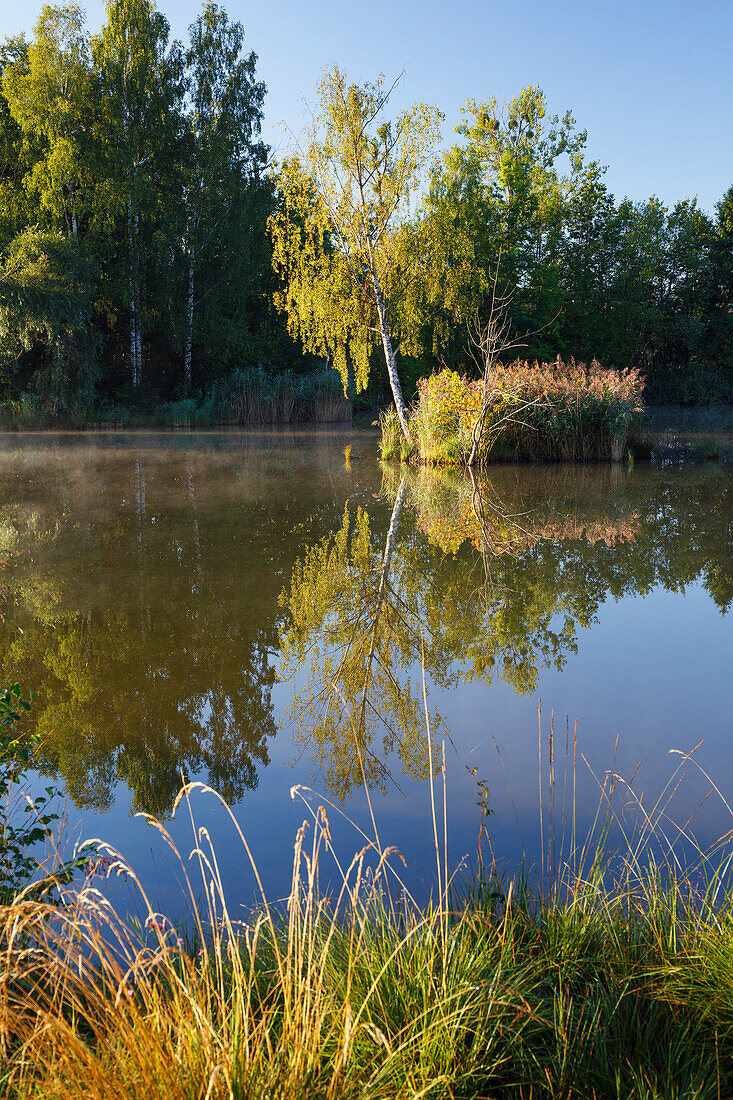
[[2, 769, 733, 1099]]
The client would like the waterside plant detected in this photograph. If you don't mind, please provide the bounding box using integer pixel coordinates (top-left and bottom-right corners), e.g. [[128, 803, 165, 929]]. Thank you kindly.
[[0, 684, 90, 904], [380, 359, 645, 466], [1, 740, 733, 1098], [0, 368, 351, 431]]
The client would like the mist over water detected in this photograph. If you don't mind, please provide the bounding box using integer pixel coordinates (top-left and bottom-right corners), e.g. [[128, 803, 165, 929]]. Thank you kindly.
[[0, 427, 729, 916]]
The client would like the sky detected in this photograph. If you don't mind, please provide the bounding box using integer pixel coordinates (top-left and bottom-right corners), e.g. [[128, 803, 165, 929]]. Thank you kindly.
[[5, 0, 733, 213]]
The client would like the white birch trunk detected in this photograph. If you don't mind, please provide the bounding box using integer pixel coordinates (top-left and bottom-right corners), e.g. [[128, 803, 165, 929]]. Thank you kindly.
[[70, 199, 78, 239], [134, 212, 142, 384], [128, 201, 138, 387], [127, 197, 142, 387], [184, 247, 194, 393], [135, 459, 150, 641], [187, 459, 203, 593], [357, 475, 408, 730], [123, 80, 141, 389], [370, 267, 410, 439]]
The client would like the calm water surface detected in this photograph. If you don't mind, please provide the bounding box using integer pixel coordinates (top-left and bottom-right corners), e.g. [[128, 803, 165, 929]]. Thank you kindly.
[[0, 427, 730, 917]]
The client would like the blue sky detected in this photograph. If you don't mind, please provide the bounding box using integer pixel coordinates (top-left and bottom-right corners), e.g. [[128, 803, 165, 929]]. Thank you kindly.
[[7, 0, 733, 213]]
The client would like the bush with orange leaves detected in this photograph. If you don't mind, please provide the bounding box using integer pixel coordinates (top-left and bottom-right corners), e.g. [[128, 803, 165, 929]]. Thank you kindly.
[[380, 358, 645, 465]]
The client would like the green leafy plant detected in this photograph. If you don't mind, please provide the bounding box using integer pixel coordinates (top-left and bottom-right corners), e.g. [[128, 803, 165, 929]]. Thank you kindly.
[[0, 683, 90, 902]]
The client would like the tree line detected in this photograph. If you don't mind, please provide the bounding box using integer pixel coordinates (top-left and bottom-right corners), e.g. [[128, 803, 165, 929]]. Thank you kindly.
[[272, 72, 733, 422], [1, 5, 731, 421], [0, 0, 280, 418], [415, 88, 733, 405]]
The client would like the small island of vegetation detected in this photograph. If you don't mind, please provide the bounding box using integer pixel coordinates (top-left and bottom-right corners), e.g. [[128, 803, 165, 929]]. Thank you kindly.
[[379, 359, 645, 465]]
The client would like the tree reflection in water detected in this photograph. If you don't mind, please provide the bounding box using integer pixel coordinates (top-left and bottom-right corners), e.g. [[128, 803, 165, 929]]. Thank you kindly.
[[280, 462, 731, 799], [0, 448, 286, 817], [280, 475, 443, 800], [0, 443, 729, 816]]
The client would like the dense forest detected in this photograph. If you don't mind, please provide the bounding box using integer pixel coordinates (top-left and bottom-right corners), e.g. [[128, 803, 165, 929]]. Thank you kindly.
[[0, 0, 731, 426]]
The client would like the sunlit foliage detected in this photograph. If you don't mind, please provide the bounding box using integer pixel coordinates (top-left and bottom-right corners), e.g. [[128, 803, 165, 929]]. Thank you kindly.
[[270, 67, 442, 431]]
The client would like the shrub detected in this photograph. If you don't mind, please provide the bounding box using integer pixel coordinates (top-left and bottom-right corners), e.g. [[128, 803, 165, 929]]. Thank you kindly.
[[0, 683, 90, 902], [395, 358, 645, 465]]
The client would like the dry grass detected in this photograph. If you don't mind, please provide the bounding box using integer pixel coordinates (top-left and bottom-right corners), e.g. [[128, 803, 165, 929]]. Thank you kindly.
[[1, 719, 733, 1098]]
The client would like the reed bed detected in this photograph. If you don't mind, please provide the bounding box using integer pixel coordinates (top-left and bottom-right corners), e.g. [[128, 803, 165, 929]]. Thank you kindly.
[[0, 369, 351, 430], [380, 359, 645, 465], [1, 717, 733, 1099], [160, 368, 351, 428]]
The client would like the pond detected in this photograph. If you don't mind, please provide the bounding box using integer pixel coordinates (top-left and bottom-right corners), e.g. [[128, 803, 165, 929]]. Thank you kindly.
[[0, 425, 730, 919]]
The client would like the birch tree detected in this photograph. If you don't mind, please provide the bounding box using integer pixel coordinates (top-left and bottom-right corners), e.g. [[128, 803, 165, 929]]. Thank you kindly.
[[278, 483, 440, 798], [0, 38, 33, 253], [2, 5, 92, 239], [270, 67, 442, 438]]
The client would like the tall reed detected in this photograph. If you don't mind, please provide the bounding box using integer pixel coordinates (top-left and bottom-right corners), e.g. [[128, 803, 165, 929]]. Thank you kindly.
[[178, 367, 352, 427]]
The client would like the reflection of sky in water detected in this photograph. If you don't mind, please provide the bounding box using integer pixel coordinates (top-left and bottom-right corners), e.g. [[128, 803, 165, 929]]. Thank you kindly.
[[0, 429, 729, 918]]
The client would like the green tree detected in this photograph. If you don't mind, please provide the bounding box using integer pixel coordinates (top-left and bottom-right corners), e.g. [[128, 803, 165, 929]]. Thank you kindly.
[[414, 85, 586, 366], [270, 67, 442, 437], [707, 185, 733, 389], [92, 0, 185, 388], [2, 5, 92, 239], [603, 197, 715, 397], [458, 85, 581, 303], [556, 160, 619, 360], [180, 1, 269, 391], [398, 141, 487, 367], [0, 38, 35, 255], [0, 227, 98, 412]]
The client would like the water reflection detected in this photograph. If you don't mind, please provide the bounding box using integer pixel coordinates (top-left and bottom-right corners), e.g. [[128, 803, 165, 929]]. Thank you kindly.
[[0, 437, 729, 824], [0, 445, 303, 816], [281, 462, 731, 797], [280, 475, 441, 799]]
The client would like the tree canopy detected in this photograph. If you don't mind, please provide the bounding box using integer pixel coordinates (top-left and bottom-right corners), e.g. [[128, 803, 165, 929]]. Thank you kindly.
[[0, 0, 278, 416], [0, 15, 730, 418], [270, 67, 443, 434]]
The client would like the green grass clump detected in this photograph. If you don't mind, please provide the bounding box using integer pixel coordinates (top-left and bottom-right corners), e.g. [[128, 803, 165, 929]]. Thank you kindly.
[[378, 405, 416, 462]]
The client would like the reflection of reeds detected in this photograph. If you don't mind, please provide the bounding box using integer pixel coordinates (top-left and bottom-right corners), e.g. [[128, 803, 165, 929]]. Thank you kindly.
[[384, 465, 642, 556], [3, 717, 733, 1097]]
